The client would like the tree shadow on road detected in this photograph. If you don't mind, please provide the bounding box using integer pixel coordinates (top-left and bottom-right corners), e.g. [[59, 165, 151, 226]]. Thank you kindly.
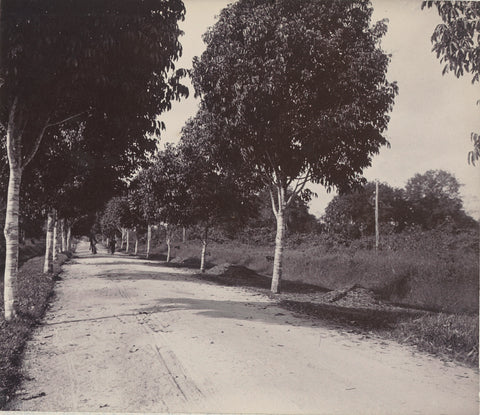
[[96, 261, 327, 295], [194, 265, 327, 294], [134, 296, 422, 332], [140, 256, 215, 270]]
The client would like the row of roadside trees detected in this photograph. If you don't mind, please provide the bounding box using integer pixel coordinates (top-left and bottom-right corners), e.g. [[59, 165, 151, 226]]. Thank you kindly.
[[98, 166, 475, 271], [1, 0, 188, 320], [81, 0, 394, 296], [95, 0, 398, 296], [3, 0, 477, 319]]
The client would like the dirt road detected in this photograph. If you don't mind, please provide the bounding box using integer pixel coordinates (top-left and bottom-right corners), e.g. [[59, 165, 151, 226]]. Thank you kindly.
[[5, 241, 478, 414]]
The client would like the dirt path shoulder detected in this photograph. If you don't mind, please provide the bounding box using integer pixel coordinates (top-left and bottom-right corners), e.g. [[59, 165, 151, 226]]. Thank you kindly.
[[5, 241, 478, 414]]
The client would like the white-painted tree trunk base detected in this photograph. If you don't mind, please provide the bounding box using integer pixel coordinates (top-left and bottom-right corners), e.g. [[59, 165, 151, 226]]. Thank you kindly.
[[52, 214, 58, 261], [200, 239, 207, 273], [271, 208, 285, 294], [44, 211, 55, 274], [3, 166, 22, 320]]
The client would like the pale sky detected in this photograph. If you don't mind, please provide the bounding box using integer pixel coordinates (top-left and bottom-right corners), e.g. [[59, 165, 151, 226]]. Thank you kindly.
[[159, 0, 480, 219]]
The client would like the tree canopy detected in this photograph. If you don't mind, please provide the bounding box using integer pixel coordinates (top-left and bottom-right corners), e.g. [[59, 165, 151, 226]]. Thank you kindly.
[[100, 197, 131, 239], [405, 169, 473, 229], [1, 0, 187, 132], [192, 0, 397, 194], [422, 1, 480, 164], [422, 1, 479, 83]]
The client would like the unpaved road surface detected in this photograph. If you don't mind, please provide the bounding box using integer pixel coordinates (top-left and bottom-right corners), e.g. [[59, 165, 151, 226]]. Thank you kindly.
[[5, 241, 478, 414]]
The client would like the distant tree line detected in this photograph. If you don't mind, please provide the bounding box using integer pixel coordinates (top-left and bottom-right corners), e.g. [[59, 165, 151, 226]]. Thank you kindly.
[[322, 170, 476, 240]]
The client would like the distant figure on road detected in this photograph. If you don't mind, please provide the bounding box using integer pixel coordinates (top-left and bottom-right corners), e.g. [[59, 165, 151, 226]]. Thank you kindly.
[[89, 233, 97, 254], [109, 237, 116, 255]]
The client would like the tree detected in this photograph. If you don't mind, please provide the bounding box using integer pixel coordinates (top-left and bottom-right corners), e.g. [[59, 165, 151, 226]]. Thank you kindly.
[[128, 169, 162, 259], [21, 125, 93, 269], [144, 146, 186, 261], [100, 197, 131, 241], [323, 182, 411, 240], [422, 1, 480, 164], [1, 0, 187, 319], [191, 0, 397, 292], [405, 169, 473, 229], [179, 113, 255, 272]]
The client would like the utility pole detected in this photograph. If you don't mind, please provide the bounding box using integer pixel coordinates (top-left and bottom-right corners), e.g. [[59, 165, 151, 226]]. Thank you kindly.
[[375, 180, 379, 252]]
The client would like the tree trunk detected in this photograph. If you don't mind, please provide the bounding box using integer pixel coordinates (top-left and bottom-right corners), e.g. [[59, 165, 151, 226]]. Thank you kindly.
[[200, 227, 208, 273], [60, 218, 66, 252], [52, 212, 58, 261], [146, 224, 152, 259], [43, 210, 55, 273], [125, 229, 130, 253], [271, 207, 285, 293], [270, 184, 287, 294], [121, 228, 125, 249], [134, 229, 138, 255], [3, 98, 49, 320], [3, 165, 22, 320], [66, 225, 72, 252], [166, 236, 171, 262]]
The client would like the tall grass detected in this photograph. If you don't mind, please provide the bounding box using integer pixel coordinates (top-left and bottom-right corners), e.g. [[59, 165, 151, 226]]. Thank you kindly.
[[151, 227, 478, 315], [390, 313, 479, 366]]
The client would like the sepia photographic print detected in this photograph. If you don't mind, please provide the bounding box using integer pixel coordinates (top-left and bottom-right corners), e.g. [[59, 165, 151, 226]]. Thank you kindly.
[[0, 0, 479, 414]]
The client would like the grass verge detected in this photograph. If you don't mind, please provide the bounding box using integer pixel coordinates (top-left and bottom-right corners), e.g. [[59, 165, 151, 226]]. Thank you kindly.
[[0, 253, 68, 409]]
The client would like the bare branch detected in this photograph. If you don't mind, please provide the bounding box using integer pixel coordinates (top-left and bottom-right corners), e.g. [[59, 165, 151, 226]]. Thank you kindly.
[[18, 116, 28, 142], [257, 164, 274, 187], [286, 168, 311, 207], [45, 109, 90, 129], [6, 97, 20, 167], [264, 150, 279, 184], [22, 115, 50, 168], [268, 186, 279, 217], [21, 109, 89, 167]]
